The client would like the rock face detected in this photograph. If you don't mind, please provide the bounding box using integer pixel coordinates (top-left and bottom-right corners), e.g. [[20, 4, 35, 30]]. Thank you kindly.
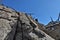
[[0, 5, 55, 40], [45, 15, 60, 40], [0, 5, 18, 40]]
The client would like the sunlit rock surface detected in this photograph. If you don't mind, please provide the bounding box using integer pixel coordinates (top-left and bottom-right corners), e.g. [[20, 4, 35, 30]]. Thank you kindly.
[[0, 5, 55, 40]]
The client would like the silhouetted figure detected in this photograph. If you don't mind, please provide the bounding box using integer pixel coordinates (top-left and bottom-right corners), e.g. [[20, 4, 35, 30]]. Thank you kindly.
[[35, 19, 38, 22]]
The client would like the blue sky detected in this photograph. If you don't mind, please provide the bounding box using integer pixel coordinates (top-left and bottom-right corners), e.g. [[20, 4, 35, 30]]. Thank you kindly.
[[2, 0, 60, 25]]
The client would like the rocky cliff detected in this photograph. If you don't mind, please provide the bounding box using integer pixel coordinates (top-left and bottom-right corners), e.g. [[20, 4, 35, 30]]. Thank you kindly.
[[0, 5, 55, 40]]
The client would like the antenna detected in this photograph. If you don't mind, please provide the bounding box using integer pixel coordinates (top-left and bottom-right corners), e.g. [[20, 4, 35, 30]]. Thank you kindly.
[[57, 13, 60, 21], [50, 16, 54, 22]]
